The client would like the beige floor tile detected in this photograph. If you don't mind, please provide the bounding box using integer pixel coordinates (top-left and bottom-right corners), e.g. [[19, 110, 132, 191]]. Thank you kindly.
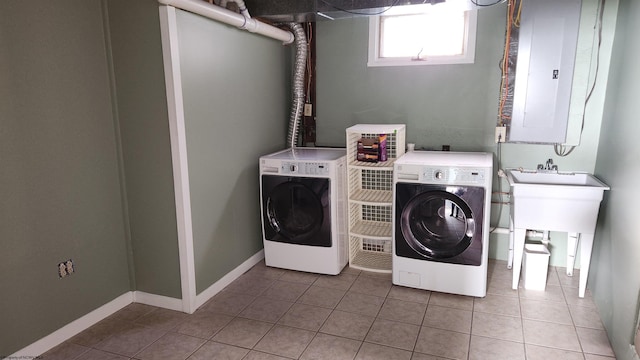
[[349, 275, 392, 297], [378, 298, 427, 326], [313, 272, 358, 291], [355, 342, 412, 360], [135, 332, 205, 360], [569, 305, 605, 329], [414, 326, 470, 359], [238, 297, 293, 323], [410, 352, 449, 360], [279, 270, 320, 285], [172, 311, 234, 339], [520, 298, 573, 325], [524, 344, 585, 360], [387, 285, 431, 304], [261, 280, 310, 302], [471, 311, 523, 343], [319, 310, 375, 340], [134, 308, 188, 330], [69, 318, 130, 347], [254, 325, 316, 359], [277, 303, 332, 331], [583, 354, 617, 360], [40, 342, 90, 360], [224, 273, 275, 296], [522, 319, 582, 352], [341, 266, 362, 276], [297, 285, 347, 309], [546, 267, 561, 287], [423, 304, 472, 333], [474, 294, 521, 317], [75, 349, 129, 360], [469, 335, 525, 360], [107, 303, 156, 323], [199, 291, 256, 316], [576, 327, 616, 357], [365, 318, 420, 351], [187, 341, 249, 360], [300, 333, 362, 360], [564, 287, 598, 309], [243, 350, 291, 360], [557, 268, 582, 288], [519, 284, 566, 303], [487, 260, 512, 280], [50, 258, 619, 360], [210, 317, 273, 348], [94, 323, 166, 357], [428, 292, 474, 311], [487, 274, 520, 297], [336, 291, 385, 317], [246, 262, 287, 280]]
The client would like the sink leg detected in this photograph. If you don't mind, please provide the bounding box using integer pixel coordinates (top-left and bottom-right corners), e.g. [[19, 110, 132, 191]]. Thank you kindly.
[[511, 228, 526, 290], [507, 215, 514, 270], [578, 233, 594, 298], [566, 232, 579, 276]]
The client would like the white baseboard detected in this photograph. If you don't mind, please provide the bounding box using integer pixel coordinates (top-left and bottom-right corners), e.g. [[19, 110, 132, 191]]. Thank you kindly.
[[133, 291, 183, 311], [10, 252, 265, 358], [10, 292, 133, 358], [195, 250, 265, 309]]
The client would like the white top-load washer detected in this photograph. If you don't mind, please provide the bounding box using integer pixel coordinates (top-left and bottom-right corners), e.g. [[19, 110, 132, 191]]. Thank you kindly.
[[393, 151, 493, 297], [259, 147, 348, 275]]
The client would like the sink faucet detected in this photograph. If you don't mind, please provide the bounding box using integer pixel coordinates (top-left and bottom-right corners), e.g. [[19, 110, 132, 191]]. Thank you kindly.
[[537, 159, 558, 171]]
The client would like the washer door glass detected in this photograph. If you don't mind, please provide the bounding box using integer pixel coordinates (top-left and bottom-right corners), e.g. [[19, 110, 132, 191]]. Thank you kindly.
[[265, 181, 325, 245], [400, 190, 475, 259]]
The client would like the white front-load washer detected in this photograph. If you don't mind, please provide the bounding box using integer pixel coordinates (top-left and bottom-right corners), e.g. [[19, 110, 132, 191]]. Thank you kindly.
[[259, 147, 348, 275], [393, 151, 493, 297]]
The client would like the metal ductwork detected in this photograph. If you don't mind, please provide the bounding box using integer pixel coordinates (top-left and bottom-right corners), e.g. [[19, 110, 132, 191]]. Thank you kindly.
[[243, 0, 446, 22]]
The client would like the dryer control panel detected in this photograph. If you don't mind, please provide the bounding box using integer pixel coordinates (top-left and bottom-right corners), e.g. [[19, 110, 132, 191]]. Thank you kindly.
[[423, 167, 487, 184], [281, 162, 330, 176]]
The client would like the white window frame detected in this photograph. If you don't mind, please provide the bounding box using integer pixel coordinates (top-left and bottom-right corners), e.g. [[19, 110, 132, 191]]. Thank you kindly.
[[368, 3, 478, 67]]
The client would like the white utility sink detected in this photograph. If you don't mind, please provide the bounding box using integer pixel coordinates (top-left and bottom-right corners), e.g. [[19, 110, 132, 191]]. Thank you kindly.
[[505, 169, 609, 298]]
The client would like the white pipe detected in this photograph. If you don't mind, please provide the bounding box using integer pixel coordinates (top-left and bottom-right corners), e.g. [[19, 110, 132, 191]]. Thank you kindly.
[[158, 0, 294, 44], [226, 0, 251, 19]]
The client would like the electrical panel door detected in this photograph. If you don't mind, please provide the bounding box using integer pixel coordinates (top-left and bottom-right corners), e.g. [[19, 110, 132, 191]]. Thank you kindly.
[[509, 0, 582, 143]]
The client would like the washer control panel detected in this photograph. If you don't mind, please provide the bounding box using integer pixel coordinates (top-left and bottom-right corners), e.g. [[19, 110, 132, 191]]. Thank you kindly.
[[281, 162, 330, 176], [423, 167, 486, 184]]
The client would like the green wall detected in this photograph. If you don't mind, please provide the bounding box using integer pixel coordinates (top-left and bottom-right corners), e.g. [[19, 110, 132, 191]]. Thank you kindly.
[[315, 2, 611, 267], [174, 10, 290, 294], [107, 0, 182, 298], [0, 0, 131, 355], [591, 0, 640, 358]]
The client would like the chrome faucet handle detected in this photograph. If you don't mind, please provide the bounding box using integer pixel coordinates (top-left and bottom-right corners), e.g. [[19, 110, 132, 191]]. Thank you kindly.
[[537, 164, 544, 170], [545, 158, 554, 170], [551, 165, 558, 171]]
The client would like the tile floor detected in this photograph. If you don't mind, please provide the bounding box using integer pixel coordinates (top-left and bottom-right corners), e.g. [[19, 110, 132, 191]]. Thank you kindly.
[[41, 260, 616, 360]]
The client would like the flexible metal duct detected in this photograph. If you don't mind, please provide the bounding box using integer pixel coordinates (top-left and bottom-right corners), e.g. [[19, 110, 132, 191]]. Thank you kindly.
[[286, 23, 307, 149]]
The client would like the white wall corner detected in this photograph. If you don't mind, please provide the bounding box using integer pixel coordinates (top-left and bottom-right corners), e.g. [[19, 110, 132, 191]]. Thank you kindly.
[[133, 291, 184, 312], [195, 250, 265, 309], [10, 292, 133, 359], [158, 4, 198, 314]]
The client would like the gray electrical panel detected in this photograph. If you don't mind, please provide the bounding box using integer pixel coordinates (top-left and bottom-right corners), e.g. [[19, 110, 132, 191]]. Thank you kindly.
[[508, 0, 582, 144]]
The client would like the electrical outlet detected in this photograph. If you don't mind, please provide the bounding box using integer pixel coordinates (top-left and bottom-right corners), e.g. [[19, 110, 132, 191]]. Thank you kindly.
[[304, 103, 312, 117], [495, 126, 506, 143], [65, 259, 74, 275], [58, 262, 67, 278], [58, 259, 74, 278]]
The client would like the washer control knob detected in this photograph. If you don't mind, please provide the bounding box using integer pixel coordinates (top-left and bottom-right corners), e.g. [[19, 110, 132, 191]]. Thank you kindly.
[[289, 164, 297, 172], [435, 171, 443, 180]]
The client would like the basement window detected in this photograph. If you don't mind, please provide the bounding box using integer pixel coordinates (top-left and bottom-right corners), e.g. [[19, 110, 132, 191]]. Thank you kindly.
[[368, 2, 477, 67]]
